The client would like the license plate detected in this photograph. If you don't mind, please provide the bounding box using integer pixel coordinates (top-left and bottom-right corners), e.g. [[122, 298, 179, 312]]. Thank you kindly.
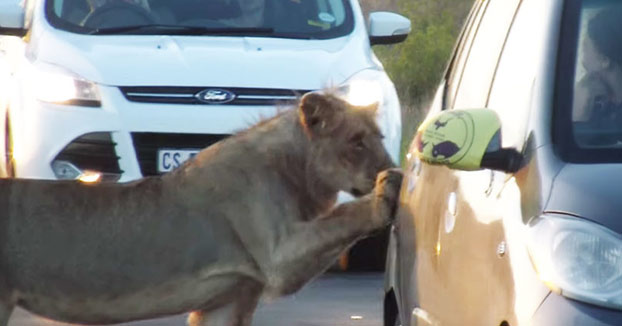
[[157, 149, 200, 173]]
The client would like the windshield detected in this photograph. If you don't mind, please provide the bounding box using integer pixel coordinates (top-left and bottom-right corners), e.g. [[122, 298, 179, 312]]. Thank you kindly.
[[555, 0, 622, 162], [45, 0, 353, 38]]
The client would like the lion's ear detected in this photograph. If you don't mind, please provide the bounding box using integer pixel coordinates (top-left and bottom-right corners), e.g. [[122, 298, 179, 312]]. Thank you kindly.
[[358, 101, 379, 117], [299, 92, 344, 137]]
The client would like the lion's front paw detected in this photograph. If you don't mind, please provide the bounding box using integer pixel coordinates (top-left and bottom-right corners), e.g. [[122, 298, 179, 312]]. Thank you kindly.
[[373, 168, 404, 224]]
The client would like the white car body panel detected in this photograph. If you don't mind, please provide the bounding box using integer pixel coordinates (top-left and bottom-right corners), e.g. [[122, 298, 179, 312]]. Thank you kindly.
[[0, 0, 407, 184]]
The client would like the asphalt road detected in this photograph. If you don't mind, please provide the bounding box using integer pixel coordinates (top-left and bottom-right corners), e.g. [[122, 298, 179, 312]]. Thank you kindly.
[[8, 272, 384, 326]]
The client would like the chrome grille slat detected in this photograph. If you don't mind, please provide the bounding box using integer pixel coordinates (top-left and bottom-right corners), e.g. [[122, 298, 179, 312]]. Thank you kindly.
[[236, 95, 298, 100], [125, 93, 195, 98], [119, 86, 312, 105]]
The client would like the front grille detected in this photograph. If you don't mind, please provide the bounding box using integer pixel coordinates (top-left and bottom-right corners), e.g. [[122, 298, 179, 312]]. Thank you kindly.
[[131, 132, 229, 176], [54, 132, 122, 176], [119, 86, 312, 106]]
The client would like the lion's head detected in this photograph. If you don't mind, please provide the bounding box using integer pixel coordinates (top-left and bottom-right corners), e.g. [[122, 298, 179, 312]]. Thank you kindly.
[[298, 91, 394, 197]]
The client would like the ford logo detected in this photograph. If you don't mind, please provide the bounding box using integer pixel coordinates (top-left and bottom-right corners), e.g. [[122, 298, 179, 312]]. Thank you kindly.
[[195, 89, 236, 104]]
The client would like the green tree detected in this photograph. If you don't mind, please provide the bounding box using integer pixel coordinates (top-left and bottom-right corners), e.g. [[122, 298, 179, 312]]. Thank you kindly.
[[373, 0, 472, 159]]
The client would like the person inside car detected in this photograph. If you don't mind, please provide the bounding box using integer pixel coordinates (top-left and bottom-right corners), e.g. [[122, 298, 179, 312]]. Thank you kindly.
[[217, 0, 265, 27], [573, 6, 622, 126], [82, 0, 153, 28], [86, 0, 150, 11]]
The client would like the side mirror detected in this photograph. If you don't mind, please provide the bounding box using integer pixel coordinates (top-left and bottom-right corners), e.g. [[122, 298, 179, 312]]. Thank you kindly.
[[0, 0, 26, 37], [413, 109, 522, 172], [368, 12, 410, 45]]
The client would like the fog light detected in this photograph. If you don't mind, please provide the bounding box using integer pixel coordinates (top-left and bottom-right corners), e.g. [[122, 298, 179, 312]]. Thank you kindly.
[[51, 160, 104, 183], [78, 170, 102, 183], [52, 160, 82, 180]]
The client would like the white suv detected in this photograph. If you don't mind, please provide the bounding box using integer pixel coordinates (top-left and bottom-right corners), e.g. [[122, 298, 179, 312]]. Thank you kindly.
[[0, 0, 409, 182]]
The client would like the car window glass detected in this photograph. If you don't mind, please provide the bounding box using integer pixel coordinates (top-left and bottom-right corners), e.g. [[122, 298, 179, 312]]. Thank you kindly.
[[571, 0, 622, 149], [53, 0, 62, 13], [326, 0, 345, 25], [45, 0, 354, 39], [487, 0, 543, 149], [452, 0, 521, 109], [444, 0, 487, 110]]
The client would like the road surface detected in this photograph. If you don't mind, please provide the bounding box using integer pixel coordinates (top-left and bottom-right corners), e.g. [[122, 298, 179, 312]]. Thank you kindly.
[[8, 272, 384, 326]]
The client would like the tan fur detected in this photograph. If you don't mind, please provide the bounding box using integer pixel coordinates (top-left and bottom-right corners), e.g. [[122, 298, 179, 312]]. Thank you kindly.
[[0, 92, 403, 326]]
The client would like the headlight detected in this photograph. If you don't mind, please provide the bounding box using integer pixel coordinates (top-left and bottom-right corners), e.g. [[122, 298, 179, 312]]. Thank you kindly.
[[528, 214, 622, 309], [24, 63, 101, 107], [335, 68, 402, 163], [337, 69, 385, 107]]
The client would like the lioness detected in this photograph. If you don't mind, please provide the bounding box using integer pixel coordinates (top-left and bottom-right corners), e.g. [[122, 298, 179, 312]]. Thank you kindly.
[[0, 91, 402, 326]]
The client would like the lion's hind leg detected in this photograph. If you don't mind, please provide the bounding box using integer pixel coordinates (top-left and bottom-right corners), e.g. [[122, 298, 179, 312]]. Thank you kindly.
[[187, 277, 263, 326]]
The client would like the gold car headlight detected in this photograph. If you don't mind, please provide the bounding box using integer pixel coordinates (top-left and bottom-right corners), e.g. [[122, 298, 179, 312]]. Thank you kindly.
[[528, 214, 622, 310]]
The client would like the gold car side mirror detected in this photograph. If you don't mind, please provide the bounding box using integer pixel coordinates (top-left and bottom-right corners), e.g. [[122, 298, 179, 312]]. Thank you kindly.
[[414, 109, 522, 172]]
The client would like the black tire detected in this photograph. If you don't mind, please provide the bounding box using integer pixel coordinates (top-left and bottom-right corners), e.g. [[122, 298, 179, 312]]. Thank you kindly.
[[347, 226, 390, 271], [394, 314, 402, 326], [384, 290, 400, 326]]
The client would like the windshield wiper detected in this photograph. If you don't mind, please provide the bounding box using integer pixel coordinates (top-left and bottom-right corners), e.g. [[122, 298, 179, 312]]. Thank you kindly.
[[88, 24, 275, 36]]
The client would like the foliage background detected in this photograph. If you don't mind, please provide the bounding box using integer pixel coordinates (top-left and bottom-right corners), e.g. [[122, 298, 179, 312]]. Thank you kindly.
[[360, 0, 473, 161]]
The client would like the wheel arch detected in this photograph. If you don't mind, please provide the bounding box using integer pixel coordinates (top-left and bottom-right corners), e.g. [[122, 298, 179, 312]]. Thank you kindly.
[[384, 226, 402, 326]]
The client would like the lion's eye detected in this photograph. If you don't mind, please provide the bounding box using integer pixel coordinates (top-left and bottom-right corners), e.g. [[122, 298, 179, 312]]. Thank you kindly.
[[350, 133, 365, 150]]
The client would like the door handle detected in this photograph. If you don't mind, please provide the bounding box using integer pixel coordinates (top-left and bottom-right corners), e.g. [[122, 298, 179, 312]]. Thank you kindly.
[[444, 192, 457, 233]]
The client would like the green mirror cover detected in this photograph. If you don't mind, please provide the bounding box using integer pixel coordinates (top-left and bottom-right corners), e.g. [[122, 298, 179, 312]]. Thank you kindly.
[[414, 109, 501, 170]]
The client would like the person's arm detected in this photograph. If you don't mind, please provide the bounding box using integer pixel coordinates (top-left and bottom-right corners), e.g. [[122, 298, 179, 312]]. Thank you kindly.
[[573, 73, 609, 121]]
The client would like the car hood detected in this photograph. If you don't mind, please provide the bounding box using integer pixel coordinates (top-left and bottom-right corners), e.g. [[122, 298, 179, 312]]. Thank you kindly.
[[31, 31, 375, 89], [547, 163, 622, 234]]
